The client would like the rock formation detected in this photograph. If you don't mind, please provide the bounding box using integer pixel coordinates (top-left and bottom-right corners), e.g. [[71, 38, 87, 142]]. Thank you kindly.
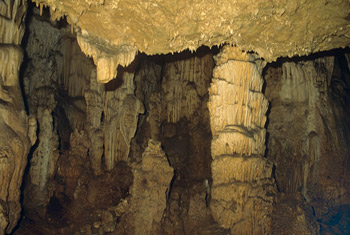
[[0, 0, 349, 234], [123, 140, 173, 235], [209, 46, 275, 234], [0, 1, 34, 233], [32, 0, 350, 83], [265, 52, 350, 233]]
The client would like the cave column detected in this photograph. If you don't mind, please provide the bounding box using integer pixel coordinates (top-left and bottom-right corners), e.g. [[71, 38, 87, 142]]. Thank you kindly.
[[0, 0, 35, 233], [208, 46, 275, 234]]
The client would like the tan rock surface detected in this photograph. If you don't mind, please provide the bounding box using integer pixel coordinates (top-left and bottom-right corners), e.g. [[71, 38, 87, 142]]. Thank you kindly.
[[0, 1, 32, 233], [33, 0, 350, 83], [209, 46, 275, 234]]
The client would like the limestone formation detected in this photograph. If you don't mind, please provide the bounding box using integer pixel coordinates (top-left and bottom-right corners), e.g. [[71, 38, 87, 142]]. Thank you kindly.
[[33, 0, 350, 83], [264, 52, 350, 228], [1, 1, 350, 234], [103, 69, 144, 171], [156, 50, 214, 234], [22, 11, 66, 213], [0, 1, 33, 234], [209, 46, 275, 234], [125, 140, 173, 235]]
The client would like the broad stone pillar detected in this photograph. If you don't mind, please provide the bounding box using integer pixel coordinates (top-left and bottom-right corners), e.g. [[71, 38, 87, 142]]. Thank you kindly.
[[208, 46, 275, 234]]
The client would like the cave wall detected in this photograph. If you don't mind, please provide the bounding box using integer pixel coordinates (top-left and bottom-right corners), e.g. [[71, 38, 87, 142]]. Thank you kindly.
[[264, 51, 350, 233], [19, 6, 139, 233]]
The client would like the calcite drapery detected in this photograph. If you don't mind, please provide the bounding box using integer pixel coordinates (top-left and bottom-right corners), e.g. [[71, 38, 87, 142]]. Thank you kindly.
[[0, 1, 33, 233], [264, 53, 350, 226], [208, 46, 275, 234], [103, 69, 144, 171], [157, 51, 213, 234]]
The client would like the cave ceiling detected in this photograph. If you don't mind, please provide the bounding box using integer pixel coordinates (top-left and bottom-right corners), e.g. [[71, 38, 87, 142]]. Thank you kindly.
[[33, 0, 350, 83]]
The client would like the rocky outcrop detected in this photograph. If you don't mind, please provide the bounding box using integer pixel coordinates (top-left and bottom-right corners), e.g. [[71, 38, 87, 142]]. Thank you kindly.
[[208, 46, 276, 234], [33, 0, 350, 83]]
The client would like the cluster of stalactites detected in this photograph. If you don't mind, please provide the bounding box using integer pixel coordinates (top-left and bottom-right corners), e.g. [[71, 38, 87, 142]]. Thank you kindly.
[[162, 53, 213, 123]]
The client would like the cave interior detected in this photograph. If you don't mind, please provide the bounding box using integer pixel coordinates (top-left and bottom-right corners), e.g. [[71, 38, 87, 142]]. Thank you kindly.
[[0, 1, 350, 234]]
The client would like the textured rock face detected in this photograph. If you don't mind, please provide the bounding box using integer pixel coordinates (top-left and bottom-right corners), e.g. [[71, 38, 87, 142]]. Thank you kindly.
[[208, 46, 276, 234], [17, 8, 216, 234], [264, 51, 350, 233], [22, 10, 144, 220], [0, 1, 33, 234], [18, 7, 136, 232], [33, 0, 350, 83]]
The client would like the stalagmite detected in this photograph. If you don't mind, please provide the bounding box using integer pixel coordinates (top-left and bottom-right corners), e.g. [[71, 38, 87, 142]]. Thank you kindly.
[[27, 108, 59, 206], [208, 46, 275, 234], [22, 11, 64, 214], [124, 140, 173, 235], [84, 71, 105, 175]]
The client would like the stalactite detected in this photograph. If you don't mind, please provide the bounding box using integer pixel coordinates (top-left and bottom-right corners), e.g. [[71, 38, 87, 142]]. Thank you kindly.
[[208, 46, 275, 234], [76, 34, 138, 83]]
